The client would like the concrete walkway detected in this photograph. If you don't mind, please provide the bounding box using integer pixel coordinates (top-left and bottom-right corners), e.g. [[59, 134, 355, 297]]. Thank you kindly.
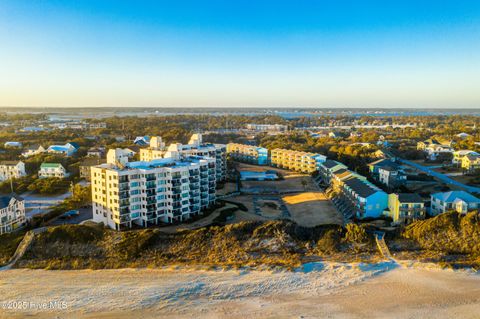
[[0, 228, 46, 271]]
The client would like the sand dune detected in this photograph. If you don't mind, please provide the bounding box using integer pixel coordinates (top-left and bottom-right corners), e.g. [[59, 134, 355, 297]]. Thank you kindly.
[[0, 262, 479, 318]]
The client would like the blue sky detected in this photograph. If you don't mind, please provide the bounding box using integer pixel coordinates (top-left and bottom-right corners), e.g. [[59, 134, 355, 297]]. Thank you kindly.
[[0, 0, 479, 108]]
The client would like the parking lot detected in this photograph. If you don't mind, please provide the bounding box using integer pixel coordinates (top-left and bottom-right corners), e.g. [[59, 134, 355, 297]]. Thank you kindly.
[[50, 207, 93, 226]]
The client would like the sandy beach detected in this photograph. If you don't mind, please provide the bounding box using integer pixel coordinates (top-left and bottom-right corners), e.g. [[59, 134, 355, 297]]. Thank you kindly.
[[0, 262, 479, 319]]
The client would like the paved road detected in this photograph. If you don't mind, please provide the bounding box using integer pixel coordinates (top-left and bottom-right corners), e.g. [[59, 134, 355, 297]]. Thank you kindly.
[[397, 158, 480, 193]]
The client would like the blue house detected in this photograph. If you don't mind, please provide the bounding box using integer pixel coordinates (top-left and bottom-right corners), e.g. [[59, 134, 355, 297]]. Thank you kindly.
[[341, 177, 388, 219]]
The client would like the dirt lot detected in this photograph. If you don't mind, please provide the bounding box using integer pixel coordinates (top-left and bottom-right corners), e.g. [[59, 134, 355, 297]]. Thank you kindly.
[[283, 192, 343, 226], [225, 187, 343, 226]]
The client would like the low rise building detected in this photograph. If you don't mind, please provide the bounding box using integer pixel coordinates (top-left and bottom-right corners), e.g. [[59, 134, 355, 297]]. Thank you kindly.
[[21, 145, 46, 158], [0, 195, 26, 235], [226, 143, 269, 165], [430, 191, 480, 215], [47, 142, 79, 156], [452, 150, 479, 166], [461, 154, 480, 172], [87, 147, 105, 157], [88, 122, 107, 129], [270, 149, 326, 173], [378, 166, 407, 189], [133, 136, 150, 146], [79, 158, 106, 180], [368, 159, 406, 188], [386, 193, 425, 224], [39, 163, 68, 178], [4, 141, 22, 148], [0, 161, 27, 181], [239, 170, 278, 181]]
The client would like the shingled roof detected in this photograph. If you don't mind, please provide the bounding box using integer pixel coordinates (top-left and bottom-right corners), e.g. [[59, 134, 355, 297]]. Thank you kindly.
[[344, 177, 379, 198]]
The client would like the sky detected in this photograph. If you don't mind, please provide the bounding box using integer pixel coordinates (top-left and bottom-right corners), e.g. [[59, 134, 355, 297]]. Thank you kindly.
[[0, 0, 480, 108]]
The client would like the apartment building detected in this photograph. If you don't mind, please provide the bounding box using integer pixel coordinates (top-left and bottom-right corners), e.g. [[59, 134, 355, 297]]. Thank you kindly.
[[318, 160, 348, 185], [91, 151, 217, 230], [338, 177, 388, 219], [387, 193, 425, 224], [430, 191, 480, 215], [270, 149, 326, 173], [226, 143, 268, 165], [38, 163, 69, 178], [0, 161, 27, 181], [0, 195, 26, 235], [140, 134, 227, 181], [245, 124, 288, 132], [328, 166, 388, 219]]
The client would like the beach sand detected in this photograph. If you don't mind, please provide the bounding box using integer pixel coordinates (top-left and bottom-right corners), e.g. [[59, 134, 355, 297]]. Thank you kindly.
[[0, 262, 479, 318]]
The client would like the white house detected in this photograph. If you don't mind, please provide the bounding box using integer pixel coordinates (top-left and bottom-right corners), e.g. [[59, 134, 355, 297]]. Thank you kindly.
[[22, 145, 46, 158], [4, 141, 22, 148], [430, 191, 480, 215], [378, 166, 407, 188], [0, 161, 27, 181], [38, 163, 69, 178], [0, 195, 26, 235]]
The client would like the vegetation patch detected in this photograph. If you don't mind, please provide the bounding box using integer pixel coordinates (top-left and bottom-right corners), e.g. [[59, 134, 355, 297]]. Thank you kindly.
[[0, 231, 26, 266]]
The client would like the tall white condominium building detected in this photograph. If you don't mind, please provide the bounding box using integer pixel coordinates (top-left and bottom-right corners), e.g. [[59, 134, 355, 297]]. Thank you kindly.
[[139, 134, 227, 181], [91, 148, 217, 230]]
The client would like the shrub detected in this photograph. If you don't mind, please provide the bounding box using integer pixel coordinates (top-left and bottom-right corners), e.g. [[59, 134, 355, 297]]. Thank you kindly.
[[344, 223, 369, 244]]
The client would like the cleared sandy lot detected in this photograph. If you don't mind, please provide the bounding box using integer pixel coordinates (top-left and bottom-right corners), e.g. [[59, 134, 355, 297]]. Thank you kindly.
[[1, 264, 479, 319], [283, 192, 343, 226], [226, 163, 343, 226]]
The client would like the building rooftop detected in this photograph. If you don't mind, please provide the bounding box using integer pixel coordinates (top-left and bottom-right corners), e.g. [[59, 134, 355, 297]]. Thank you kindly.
[[369, 158, 401, 169], [344, 177, 379, 198], [0, 194, 23, 209], [0, 160, 21, 166], [98, 156, 211, 172], [40, 163, 63, 169], [432, 191, 480, 203], [397, 193, 423, 203], [321, 160, 342, 169]]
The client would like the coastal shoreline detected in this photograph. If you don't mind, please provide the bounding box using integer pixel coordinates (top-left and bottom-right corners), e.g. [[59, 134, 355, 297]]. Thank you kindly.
[[1, 261, 479, 319]]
